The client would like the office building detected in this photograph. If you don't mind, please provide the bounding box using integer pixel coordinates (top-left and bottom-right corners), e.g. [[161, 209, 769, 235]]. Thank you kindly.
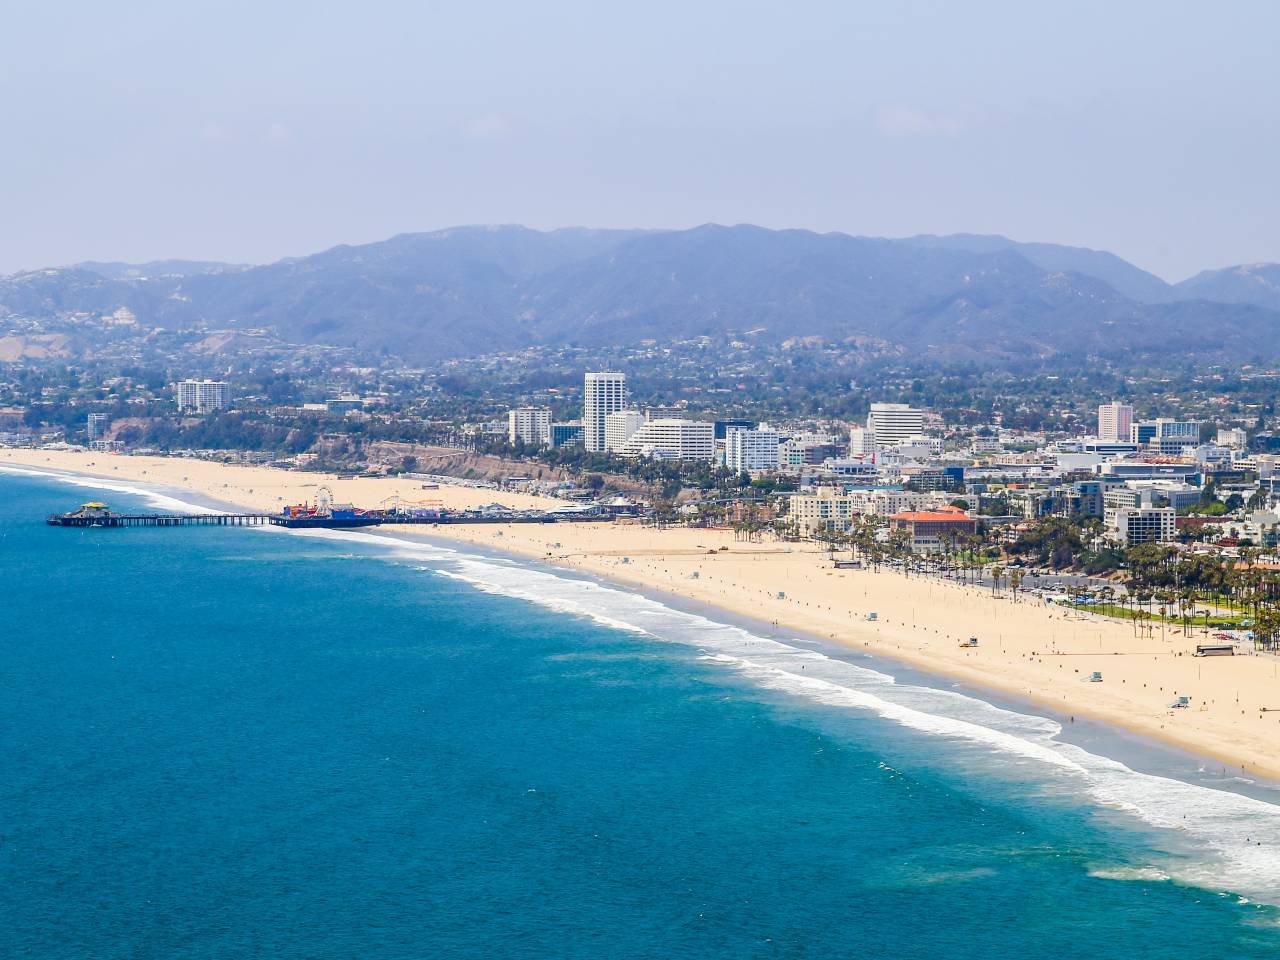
[[1097, 401, 1133, 443], [507, 407, 551, 446], [604, 410, 646, 452], [175, 379, 232, 413], [714, 419, 755, 441], [779, 433, 842, 469], [1068, 480, 1105, 518], [1081, 439, 1139, 456], [848, 426, 875, 457], [1131, 418, 1199, 454], [725, 424, 780, 473], [1109, 506, 1176, 545], [866, 403, 924, 448], [619, 418, 715, 461], [550, 422, 583, 449], [583, 372, 626, 452], [325, 394, 364, 413], [1217, 427, 1249, 449]]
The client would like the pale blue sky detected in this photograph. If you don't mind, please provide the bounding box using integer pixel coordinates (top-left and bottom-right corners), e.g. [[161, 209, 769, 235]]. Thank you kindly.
[[2, 1, 1276, 280]]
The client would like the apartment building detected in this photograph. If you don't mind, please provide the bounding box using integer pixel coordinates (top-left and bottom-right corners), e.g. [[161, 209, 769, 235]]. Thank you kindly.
[[786, 488, 859, 536], [175, 379, 232, 413], [725, 424, 780, 473], [507, 407, 551, 446], [1097, 401, 1133, 443]]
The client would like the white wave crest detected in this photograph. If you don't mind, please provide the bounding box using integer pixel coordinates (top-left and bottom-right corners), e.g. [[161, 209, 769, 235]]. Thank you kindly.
[[0, 463, 222, 514], [415, 546, 1280, 903]]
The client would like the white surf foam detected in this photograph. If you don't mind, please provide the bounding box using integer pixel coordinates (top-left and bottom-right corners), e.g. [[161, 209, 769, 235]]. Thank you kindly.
[[416, 548, 1280, 903], [0, 463, 222, 515]]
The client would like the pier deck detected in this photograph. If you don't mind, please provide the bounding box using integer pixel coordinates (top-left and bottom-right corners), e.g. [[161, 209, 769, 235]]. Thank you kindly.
[[47, 513, 270, 528]]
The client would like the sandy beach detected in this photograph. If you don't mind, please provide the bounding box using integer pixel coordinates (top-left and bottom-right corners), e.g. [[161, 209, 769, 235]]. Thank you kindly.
[[8, 446, 1280, 781]]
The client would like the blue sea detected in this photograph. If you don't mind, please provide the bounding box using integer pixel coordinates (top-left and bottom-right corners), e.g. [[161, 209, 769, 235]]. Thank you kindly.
[[5, 467, 1280, 958]]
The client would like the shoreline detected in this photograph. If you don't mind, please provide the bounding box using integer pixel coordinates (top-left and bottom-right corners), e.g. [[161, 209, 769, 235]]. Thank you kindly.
[[8, 447, 1280, 784], [393, 524, 1280, 806]]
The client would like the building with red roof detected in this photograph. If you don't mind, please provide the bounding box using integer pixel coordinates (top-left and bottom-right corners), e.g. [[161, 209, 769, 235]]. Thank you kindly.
[[889, 506, 976, 553]]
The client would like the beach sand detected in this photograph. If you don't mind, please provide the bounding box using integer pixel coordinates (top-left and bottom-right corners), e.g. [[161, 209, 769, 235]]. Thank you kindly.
[[8, 447, 1280, 780]]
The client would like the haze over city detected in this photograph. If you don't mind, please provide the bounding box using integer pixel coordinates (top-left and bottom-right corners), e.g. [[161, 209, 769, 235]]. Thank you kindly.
[[3, 0, 1278, 278]]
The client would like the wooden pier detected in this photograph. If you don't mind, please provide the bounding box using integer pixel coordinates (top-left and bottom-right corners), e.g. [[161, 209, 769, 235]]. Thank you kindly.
[[47, 512, 270, 528], [47, 499, 614, 530]]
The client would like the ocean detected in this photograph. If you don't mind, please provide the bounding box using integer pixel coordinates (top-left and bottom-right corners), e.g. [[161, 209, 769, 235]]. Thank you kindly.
[[4, 467, 1280, 958]]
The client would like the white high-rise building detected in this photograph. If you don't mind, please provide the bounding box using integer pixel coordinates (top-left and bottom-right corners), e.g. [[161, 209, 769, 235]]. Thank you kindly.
[[583, 372, 627, 452], [866, 403, 924, 448], [175, 379, 232, 413], [86, 412, 110, 440], [620, 419, 715, 461], [1097, 401, 1133, 443], [725, 424, 780, 473], [849, 426, 875, 457], [604, 409, 646, 452], [507, 407, 551, 446]]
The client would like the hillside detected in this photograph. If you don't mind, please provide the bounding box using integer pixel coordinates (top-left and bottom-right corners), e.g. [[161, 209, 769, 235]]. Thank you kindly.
[[1176, 263, 1280, 312], [2, 224, 1278, 365]]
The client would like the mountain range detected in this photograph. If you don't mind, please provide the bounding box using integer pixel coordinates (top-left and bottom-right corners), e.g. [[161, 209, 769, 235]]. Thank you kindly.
[[2, 224, 1278, 365]]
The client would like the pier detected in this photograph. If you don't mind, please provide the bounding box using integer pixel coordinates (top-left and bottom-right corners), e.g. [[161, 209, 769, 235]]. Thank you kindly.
[[47, 511, 270, 528], [45, 499, 609, 530]]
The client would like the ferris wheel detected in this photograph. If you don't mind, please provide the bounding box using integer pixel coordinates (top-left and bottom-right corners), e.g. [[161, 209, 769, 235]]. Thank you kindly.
[[314, 485, 334, 515]]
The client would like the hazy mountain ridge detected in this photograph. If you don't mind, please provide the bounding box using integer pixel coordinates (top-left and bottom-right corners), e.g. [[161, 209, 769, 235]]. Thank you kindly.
[[2, 224, 1278, 364], [1176, 263, 1280, 312], [74, 260, 250, 281]]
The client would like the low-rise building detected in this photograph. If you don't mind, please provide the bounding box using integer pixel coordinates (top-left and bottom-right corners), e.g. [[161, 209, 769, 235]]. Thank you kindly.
[[1109, 506, 1176, 545], [846, 488, 938, 517], [888, 507, 977, 554], [1217, 427, 1249, 449], [787, 488, 859, 536]]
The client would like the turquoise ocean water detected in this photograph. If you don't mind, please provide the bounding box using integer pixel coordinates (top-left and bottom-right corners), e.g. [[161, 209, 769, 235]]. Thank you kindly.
[[4, 467, 1280, 958]]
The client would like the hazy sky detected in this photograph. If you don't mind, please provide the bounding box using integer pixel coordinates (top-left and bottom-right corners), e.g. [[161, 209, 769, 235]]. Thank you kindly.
[[2, 1, 1276, 280]]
